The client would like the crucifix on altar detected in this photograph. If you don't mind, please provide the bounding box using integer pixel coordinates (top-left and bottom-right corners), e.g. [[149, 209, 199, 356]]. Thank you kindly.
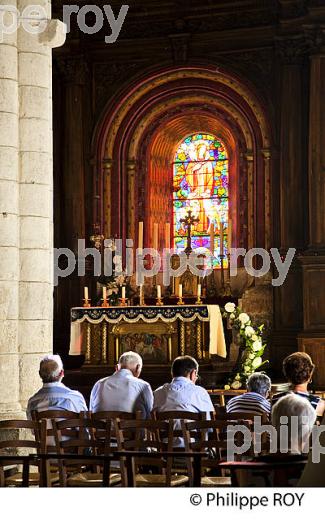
[[180, 209, 200, 255]]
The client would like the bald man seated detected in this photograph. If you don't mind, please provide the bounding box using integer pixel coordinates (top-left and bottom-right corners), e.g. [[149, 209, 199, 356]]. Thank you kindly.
[[26, 354, 87, 419], [89, 351, 154, 418]]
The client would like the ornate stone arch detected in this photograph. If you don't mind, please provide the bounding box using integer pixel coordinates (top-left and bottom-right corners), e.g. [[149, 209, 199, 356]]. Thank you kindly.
[[91, 65, 272, 252]]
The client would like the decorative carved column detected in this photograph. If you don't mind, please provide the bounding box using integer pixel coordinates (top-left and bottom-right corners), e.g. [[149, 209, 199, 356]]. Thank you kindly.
[[298, 28, 325, 386], [245, 151, 254, 251], [127, 160, 136, 241], [261, 149, 271, 251], [103, 159, 113, 238]]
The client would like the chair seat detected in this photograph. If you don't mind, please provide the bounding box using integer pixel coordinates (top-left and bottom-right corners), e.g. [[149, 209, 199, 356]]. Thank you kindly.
[[135, 474, 189, 487], [5, 472, 60, 486], [201, 475, 231, 487], [67, 472, 121, 487]]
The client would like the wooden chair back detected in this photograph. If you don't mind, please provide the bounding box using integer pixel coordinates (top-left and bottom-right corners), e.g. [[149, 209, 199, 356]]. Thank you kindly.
[[115, 418, 175, 486], [152, 410, 208, 447], [31, 410, 81, 452], [52, 417, 114, 486], [216, 410, 270, 424], [0, 419, 44, 487], [181, 418, 254, 484]]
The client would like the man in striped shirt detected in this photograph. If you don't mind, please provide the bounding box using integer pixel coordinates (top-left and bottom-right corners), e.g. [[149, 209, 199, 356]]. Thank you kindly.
[[226, 373, 271, 416]]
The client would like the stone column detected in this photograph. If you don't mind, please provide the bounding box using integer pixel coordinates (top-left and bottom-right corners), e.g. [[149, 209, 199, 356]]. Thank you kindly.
[[0, 1, 21, 419], [17, 1, 65, 410]]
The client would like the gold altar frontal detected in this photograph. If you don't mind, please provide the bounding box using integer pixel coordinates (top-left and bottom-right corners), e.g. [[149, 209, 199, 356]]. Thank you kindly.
[[69, 305, 227, 366]]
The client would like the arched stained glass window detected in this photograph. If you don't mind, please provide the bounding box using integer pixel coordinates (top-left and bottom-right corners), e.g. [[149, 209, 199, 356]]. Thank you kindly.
[[173, 133, 229, 267]]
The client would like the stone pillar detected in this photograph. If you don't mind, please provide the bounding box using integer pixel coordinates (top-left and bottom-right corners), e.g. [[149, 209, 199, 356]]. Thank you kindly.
[[0, 1, 21, 419], [18, 0, 53, 409], [0, 1, 66, 415]]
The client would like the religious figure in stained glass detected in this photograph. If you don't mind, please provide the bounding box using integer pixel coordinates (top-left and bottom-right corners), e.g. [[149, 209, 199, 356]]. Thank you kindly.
[[173, 133, 229, 267]]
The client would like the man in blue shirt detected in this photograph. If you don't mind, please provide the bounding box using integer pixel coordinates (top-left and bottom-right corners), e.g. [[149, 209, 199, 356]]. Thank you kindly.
[[153, 355, 214, 415], [90, 351, 153, 418], [26, 354, 88, 418]]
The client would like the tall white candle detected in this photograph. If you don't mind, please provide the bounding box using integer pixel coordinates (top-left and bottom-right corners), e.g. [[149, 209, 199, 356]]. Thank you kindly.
[[228, 219, 232, 251], [84, 287, 89, 300], [153, 222, 158, 251], [209, 223, 215, 255], [178, 284, 182, 299], [197, 284, 201, 298], [220, 222, 224, 256], [165, 222, 170, 249], [122, 286, 126, 300], [103, 287, 107, 300], [138, 221, 143, 253], [157, 285, 161, 299]]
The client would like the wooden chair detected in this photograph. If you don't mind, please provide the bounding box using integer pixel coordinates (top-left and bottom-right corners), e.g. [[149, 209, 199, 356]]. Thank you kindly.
[[31, 410, 82, 449], [32, 410, 89, 486], [219, 456, 308, 487], [215, 410, 270, 424], [0, 419, 57, 487], [115, 418, 189, 487], [152, 410, 209, 475], [181, 419, 239, 486], [91, 411, 142, 421], [52, 417, 121, 486]]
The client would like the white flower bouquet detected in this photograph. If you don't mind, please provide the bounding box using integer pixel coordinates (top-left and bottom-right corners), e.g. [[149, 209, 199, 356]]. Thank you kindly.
[[222, 302, 269, 389]]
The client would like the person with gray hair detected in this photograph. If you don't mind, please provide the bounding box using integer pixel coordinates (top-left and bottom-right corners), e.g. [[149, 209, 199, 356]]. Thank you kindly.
[[226, 372, 272, 416], [26, 354, 87, 419], [89, 351, 153, 417], [271, 393, 316, 454]]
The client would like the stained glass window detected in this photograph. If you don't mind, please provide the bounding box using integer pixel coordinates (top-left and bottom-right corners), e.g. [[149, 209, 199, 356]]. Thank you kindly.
[[173, 133, 229, 267]]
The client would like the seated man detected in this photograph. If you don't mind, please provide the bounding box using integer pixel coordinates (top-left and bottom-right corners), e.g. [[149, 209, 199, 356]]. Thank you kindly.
[[226, 373, 271, 416], [27, 354, 88, 418], [89, 351, 153, 418], [153, 355, 214, 415]]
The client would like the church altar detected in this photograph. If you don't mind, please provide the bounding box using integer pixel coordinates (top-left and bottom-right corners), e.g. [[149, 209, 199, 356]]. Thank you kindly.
[[69, 304, 227, 366]]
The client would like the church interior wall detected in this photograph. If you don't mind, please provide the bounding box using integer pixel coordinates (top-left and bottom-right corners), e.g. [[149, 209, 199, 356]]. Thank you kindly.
[[50, 1, 325, 386]]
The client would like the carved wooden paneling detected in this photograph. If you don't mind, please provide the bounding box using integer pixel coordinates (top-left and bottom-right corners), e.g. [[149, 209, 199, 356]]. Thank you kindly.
[[299, 337, 325, 389], [301, 259, 325, 330]]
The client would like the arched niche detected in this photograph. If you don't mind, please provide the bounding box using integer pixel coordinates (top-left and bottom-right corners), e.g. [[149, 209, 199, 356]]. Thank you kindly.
[[91, 65, 272, 253]]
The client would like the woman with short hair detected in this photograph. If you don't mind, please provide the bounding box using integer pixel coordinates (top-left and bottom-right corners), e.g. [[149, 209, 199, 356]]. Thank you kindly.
[[272, 352, 325, 417]]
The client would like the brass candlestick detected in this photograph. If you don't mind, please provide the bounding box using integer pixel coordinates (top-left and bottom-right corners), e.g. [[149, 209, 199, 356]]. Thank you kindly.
[[195, 296, 203, 305], [156, 297, 164, 306], [177, 297, 185, 305], [101, 298, 109, 308], [119, 298, 127, 307], [83, 298, 91, 308]]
